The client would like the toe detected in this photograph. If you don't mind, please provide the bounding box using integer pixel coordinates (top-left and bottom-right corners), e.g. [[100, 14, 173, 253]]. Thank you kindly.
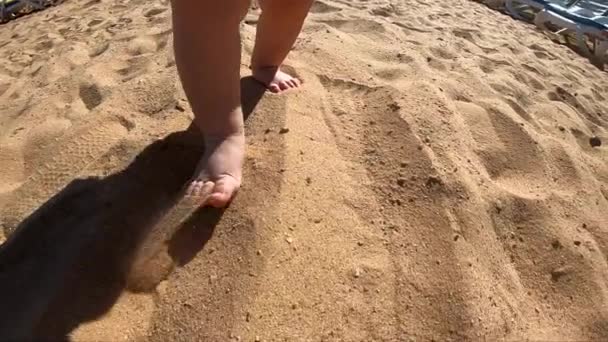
[[269, 83, 281, 93], [207, 176, 240, 208], [293, 78, 301, 87], [208, 193, 231, 208], [187, 180, 203, 196], [198, 181, 215, 198], [288, 79, 298, 88], [278, 80, 290, 91]]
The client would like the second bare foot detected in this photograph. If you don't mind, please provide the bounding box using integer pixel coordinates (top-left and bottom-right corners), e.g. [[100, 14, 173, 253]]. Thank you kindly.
[[252, 66, 301, 93]]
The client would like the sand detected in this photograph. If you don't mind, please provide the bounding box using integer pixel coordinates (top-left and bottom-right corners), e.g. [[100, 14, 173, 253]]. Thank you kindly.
[[0, 0, 607, 340]]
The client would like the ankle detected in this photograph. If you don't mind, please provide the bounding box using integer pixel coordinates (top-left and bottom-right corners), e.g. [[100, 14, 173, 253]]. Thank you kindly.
[[250, 64, 280, 72], [202, 129, 245, 147], [194, 110, 244, 141]]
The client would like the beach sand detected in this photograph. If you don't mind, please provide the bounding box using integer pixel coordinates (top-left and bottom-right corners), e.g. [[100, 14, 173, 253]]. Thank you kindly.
[[0, 0, 607, 340]]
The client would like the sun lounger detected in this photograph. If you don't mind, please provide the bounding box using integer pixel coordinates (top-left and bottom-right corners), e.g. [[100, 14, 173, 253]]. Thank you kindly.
[[1, 0, 23, 22], [534, 0, 608, 61], [505, 0, 579, 20], [0, 0, 58, 23]]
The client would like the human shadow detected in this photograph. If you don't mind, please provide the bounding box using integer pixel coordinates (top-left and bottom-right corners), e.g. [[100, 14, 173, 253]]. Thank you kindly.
[[0, 76, 266, 341]]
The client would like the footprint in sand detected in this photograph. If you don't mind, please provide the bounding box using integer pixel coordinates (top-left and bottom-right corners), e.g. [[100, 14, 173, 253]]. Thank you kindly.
[[0, 142, 26, 195], [79, 82, 104, 110], [22, 118, 72, 175], [1, 117, 130, 235], [126, 72, 177, 115]]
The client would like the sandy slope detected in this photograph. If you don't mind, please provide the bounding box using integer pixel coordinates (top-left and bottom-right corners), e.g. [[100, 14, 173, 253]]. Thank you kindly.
[[0, 0, 607, 340]]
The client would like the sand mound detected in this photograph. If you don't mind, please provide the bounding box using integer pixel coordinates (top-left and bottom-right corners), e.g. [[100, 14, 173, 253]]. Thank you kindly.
[[0, 0, 607, 340]]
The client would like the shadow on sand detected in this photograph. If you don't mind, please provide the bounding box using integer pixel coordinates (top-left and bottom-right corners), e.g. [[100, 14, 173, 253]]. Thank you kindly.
[[0, 77, 266, 341]]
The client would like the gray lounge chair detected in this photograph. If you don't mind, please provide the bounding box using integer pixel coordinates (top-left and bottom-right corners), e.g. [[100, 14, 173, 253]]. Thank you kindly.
[[534, 0, 608, 62]]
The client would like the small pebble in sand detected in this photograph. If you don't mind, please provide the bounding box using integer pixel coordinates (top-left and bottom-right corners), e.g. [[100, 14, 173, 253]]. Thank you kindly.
[[574, 240, 581, 246], [388, 103, 401, 111], [551, 266, 570, 281], [426, 176, 442, 187], [397, 178, 406, 187], [589, 136, 602, 147], [551, 239, 562, 249], [279, 127, 290, 134]]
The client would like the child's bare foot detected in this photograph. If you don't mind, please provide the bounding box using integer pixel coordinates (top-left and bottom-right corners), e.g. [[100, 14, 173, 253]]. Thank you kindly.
[[252, 66, 301, 93], [187, 132, 244, 208]]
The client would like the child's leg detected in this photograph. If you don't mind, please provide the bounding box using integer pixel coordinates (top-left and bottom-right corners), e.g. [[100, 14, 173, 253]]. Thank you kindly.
[[251, 0, 314, 93], [171, 0, 250, 207]]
